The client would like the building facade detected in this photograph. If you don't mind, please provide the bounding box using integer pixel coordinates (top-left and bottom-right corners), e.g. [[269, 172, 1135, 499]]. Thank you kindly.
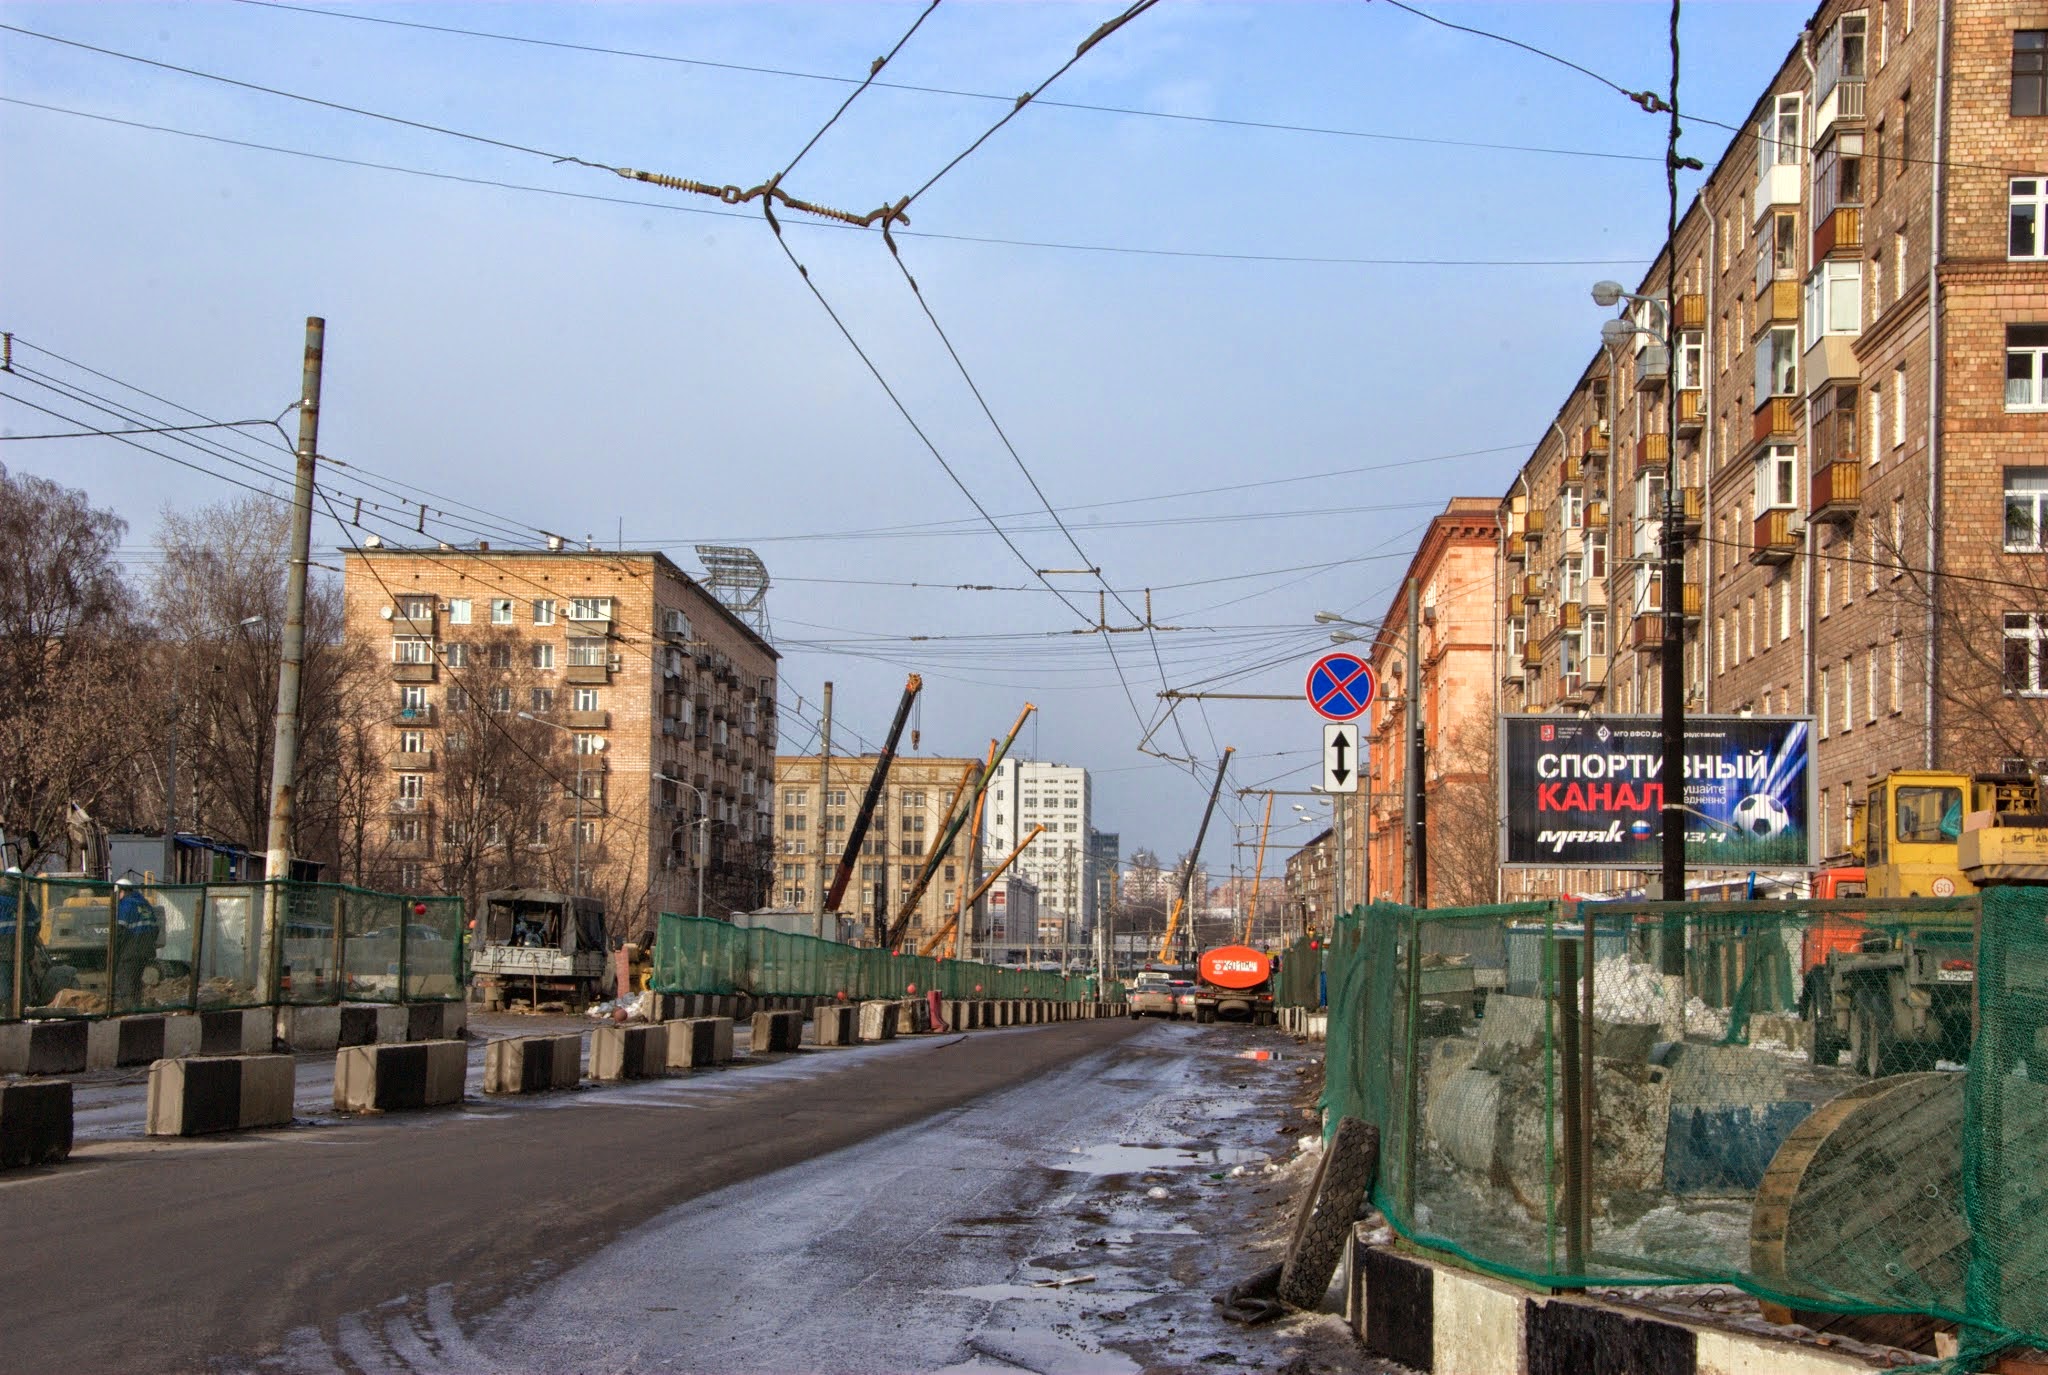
[[341, 545, 779, 937], [1497, 0, 2048, 897], [1283, 826, 1336, 936], [772, 754, 982, 949], [1356, 499, 1503, 909], [1087, 828, 1120, 931], [982, 759, 1095, 943]]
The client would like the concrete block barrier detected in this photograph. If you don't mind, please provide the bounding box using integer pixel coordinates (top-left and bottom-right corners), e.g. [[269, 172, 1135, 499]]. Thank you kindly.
[[665, 1017, 734, 1070], [0, 1080, 73, 1168], [335, 1040, 466, 1113], [0, 1019, 89, 1076], [752, 1010, 804, 1053], [407, 1001, 466, 1041], [147, 1054, 295, 1135], [858, 1001, 898, 1042], [87, 1014, 167, 1070], [813, 1005, 857, 1047], [483, 1033, 582, 1094], [162, 1012, 202, 1058], [590, 1024, 665, 1081], [200, 1008, 272, 1055], [275, 1005, 340, 1052]]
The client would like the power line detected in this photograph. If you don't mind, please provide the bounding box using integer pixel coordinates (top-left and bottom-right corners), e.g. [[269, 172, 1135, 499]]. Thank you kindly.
[[0, 417, 278, 442], [776, 0, 942, 182], [1, 98, 1649, 269]]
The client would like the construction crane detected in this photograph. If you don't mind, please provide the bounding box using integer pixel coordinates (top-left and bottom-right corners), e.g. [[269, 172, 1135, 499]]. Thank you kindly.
[[1242, 791, 1274, 946], [823, 674, 921, 917], [938, 740, 1000, 961], [919, 823, 1044, 957], [1157, 748, 1234, 964], [883, 701, 1035, 951]]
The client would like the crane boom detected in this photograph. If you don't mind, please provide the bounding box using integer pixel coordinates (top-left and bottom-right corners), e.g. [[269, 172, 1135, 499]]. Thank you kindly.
[[919, 823, 1044, 957], [1242, 791, 1274, 945], [883, 701, 1034, 950], [1158, 748, 1233, 963], [823, 674, 921, 915]]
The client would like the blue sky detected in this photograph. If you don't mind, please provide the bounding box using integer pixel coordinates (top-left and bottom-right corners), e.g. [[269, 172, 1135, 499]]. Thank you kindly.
[[0, 0, 1811, 871]]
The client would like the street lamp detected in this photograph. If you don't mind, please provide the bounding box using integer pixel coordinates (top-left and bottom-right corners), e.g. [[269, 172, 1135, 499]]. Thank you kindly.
[[654, 772, 710, 920], [1329, 630, 1367, 646], [518, 712, 589, 898]]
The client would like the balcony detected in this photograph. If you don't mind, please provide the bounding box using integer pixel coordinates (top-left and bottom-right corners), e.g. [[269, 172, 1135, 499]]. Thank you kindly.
[[1814, 204, 1863, 259], [1752, 160, 1802, 222], [563, 663, 611, 686], [565, 605, 615, 630], [1563, 454, 1584, 485], [566, 710, 610, 730], [386, 835, 432, 860], [1636, 346, 1669, 391], [1676, 388, 1705, 435], [1522, 639, 1543, 670], [1751, 507, 1799, 565], [1632, 614, 1667, 650], [1584, 423, 1610, 456], [1559, 601, 1583, 631], [1523, 508, 1547, 542], [392, 704, 435, 727], [1637, 433, 1670, 470], [388, 749, 434, 772], [1507, 593, 1527, 620], [1506, 533, 1527, 562], [1751, 396, 1800, 449], [1521, 573, 1544, 604], [1585, 501, 1609, 531], [1814, 78, 1865, 144], [1680, 485, 1704, 531], [1810, 460, 1862, 525], [1758, 279, 1800, 329], [389, 609, 436, 636], [1677, 293, 1706, 330], [391, 662, 437, 684]]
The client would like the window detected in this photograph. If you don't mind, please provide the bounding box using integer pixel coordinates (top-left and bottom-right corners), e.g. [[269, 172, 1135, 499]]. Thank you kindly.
[[573, 687, 599, 712], [1586, 605, 1607, 658], [1867, 650, 1879, 723], [574, 820, 597, 846], [392, 636, 433, 664], [1804, 260, 1862, 336], [1755, 445, 1797, 509], [1780, 578, 1793, 643], [444, 642, 468, 669], [1842, 656, 1855, 730], [1875, 119, 1888, 198], [569, 597, 613, 621], [389, 818, 422, 843], [1819, 667, 1831, 737], [399, 730, 425, 753], [1756, 93, 1802, 177], [1506, 617, 1526, 663], [447, 598, 472, 625], [2015, 31, 2046, 117], [827, 790, 848, 808], [1589, 543, 1607, 580], [1891, 637, 1903, 712], [445, 686, 469, 713], [490, 686, 512, 712], [1815, 132, 1864, 224], [782, 812, 807, 833], [567, 637, 608, 668], [1892, 363, 1908, 446], [1755, 326, 1799, 400], [400, 685, 428, 711], [530, 687, 554, 713], [1821, 558, 1833, 617], [531, 643, 556, 671], [490, 598, 514, 625], [1676, 331, 1705, 390], [1869, 384, 1884, 465], [2007, 325, 2048, 409], [532, 598, 555, 626], [397, 773, 424, 801], [397, 595, 432, 621], [1560, 552, 1585, 603], [1561, 487, 1584, 531], [1893, 229, 1908, 299], [2013, 179, 2048, 259], [1716, 618, 1727, 672], [2007, 469, 2048, 550], [1891, 497, 1906, 577]]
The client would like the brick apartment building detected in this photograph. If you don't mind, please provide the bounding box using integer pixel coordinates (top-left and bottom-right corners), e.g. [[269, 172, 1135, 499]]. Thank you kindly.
[[1498, 0, 2048, 897], [1354, 499, 1503, 909], [771, 754, 984, 952], [1283, 826, 1336, 935], [341, 544, 779, 935]]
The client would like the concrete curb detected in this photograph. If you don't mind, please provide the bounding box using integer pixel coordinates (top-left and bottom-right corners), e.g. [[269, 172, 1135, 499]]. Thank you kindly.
[[0, 1079, 73, 1168], [336, 1041, 466, 1113], [147, 1054, 295, 1135]]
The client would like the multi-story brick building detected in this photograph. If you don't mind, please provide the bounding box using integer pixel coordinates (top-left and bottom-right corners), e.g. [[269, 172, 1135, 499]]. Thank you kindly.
[[341, 544, 778, 935], [772, 753, 982, 949], [1283, 826, 1336, 935], [1354, 499, 1503, 908], [1498, 0, 2048, 896]]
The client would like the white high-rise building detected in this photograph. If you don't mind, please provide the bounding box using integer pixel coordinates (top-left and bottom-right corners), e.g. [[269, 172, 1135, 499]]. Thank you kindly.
[[981, 759, 1092, 947]]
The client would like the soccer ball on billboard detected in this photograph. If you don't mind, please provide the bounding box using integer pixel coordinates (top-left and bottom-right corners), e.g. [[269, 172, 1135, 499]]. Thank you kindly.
[[1731, 792, 1792, 839]]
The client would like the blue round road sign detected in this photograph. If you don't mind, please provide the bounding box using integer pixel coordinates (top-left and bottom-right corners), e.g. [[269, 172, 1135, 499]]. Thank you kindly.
[[1305, 652, 1376, 721]]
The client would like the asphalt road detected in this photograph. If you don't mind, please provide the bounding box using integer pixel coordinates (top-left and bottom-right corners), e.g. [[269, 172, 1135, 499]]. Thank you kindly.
[[3, 1017, 1384, 1374]]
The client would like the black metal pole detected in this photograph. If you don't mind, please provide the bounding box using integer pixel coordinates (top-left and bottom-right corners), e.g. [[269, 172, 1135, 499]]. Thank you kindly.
[[1658, 0, 1687, 975]]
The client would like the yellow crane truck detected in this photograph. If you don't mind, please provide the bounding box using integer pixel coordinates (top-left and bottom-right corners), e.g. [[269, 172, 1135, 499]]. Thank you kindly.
[[1804, 770, 2048, 1075]]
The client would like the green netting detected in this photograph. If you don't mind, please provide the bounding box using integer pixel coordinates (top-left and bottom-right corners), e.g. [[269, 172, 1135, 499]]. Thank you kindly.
[[2, 873, 465, 1019], [1274, 932, 1323, 1008], [653, 913, 1115, 1004], [1321, 892, 2048, 1359]]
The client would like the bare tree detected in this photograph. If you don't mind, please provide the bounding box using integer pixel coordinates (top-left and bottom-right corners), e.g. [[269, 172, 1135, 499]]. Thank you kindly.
[[0, 464, 152, 870], [1425, 724, 1502, 909]]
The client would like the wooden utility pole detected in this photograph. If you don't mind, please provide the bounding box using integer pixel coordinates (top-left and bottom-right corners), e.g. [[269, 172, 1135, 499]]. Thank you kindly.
[[262, 317, 321, 990]]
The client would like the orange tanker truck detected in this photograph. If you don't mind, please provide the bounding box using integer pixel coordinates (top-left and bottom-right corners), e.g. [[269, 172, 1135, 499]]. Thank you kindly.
[[1192, 944, 1276, 1025]]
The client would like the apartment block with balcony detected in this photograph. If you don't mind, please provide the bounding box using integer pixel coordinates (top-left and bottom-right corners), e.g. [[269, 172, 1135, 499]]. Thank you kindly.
[[982, 759, 1095, 943], [342, 545, 779, 934], [1495, 0, 2048, 892], [771, 754, 982, 950]]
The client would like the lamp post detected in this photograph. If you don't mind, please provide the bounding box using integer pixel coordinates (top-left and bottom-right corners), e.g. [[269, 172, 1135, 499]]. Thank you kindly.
[[655, 772, 710, 921], [518, 712, 586, 898]]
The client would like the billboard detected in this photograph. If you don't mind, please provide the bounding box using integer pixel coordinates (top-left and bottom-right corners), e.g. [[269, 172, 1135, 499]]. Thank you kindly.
[[1501, 715, 1815, 869]]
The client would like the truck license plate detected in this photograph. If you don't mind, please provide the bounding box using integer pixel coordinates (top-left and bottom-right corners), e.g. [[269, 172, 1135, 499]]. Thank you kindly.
[[1936, 969, 1976, 983]]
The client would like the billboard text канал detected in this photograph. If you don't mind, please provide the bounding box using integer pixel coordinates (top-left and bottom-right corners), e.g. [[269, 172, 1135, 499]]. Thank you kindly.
[[1500, 715, 1815, 869]]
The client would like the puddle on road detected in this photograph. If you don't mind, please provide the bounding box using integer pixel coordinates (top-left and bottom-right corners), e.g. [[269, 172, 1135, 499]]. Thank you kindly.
[[1053, 1143, 1265, 1174]]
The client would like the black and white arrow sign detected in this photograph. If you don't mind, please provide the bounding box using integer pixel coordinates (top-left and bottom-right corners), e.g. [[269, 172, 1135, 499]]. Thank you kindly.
[[1323, 722, 1360, 794]]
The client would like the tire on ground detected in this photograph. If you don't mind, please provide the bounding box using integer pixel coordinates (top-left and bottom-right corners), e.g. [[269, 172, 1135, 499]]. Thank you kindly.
[[1276, 1116, 1380, 1312]]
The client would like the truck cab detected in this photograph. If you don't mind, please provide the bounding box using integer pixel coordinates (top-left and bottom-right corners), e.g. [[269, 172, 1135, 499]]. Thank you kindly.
[[472, 889, 608, 1009]]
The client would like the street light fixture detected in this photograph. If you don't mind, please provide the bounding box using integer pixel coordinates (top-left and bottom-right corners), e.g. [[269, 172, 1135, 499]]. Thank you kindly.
[[1315, 610, 1371, 627], [518, 712, 588, 898], [1329, 630, 1366, 646], [655, 771, 711, 920], [1590, 280, 1661, 309]]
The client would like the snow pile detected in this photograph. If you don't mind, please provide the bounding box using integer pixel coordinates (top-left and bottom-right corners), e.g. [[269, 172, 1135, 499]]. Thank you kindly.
[[1592, 954, 1729, 1039]]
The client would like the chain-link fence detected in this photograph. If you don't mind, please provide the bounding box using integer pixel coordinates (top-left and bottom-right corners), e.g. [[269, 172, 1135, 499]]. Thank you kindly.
[[1321, 893, 2048, 1355], [653, 913, 1119, 1004], [1, 874, 464, 1020]]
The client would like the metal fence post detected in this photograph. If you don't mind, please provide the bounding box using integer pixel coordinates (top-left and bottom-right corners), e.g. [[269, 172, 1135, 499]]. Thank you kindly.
[[1400, 916, 1423, 1226], [1557, 941, 1588, 1277], [330, 888, 346, 1005]]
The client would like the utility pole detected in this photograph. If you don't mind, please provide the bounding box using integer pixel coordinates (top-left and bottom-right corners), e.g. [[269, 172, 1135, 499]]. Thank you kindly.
[[262, 317, 321, 991], [812, 682, 832, 939], [1407, 577, 1427, 907]]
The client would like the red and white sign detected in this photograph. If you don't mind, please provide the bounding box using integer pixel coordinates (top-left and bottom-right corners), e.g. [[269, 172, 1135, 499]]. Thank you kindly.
[[1198, 944, 1273, 989], [1305, 652, 1376, 722]]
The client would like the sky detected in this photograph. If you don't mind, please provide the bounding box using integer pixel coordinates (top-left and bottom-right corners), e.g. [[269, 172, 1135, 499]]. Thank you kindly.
[[0, 0, 1814, 876]]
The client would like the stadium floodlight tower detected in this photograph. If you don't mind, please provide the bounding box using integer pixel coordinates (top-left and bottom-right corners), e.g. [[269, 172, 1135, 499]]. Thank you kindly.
[[694, 545, 773, 641]]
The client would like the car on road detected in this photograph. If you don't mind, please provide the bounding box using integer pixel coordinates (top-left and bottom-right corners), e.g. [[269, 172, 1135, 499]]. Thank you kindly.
[[1173, 985, 1198, 1019], [1128, 973, 1191, 1019]]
